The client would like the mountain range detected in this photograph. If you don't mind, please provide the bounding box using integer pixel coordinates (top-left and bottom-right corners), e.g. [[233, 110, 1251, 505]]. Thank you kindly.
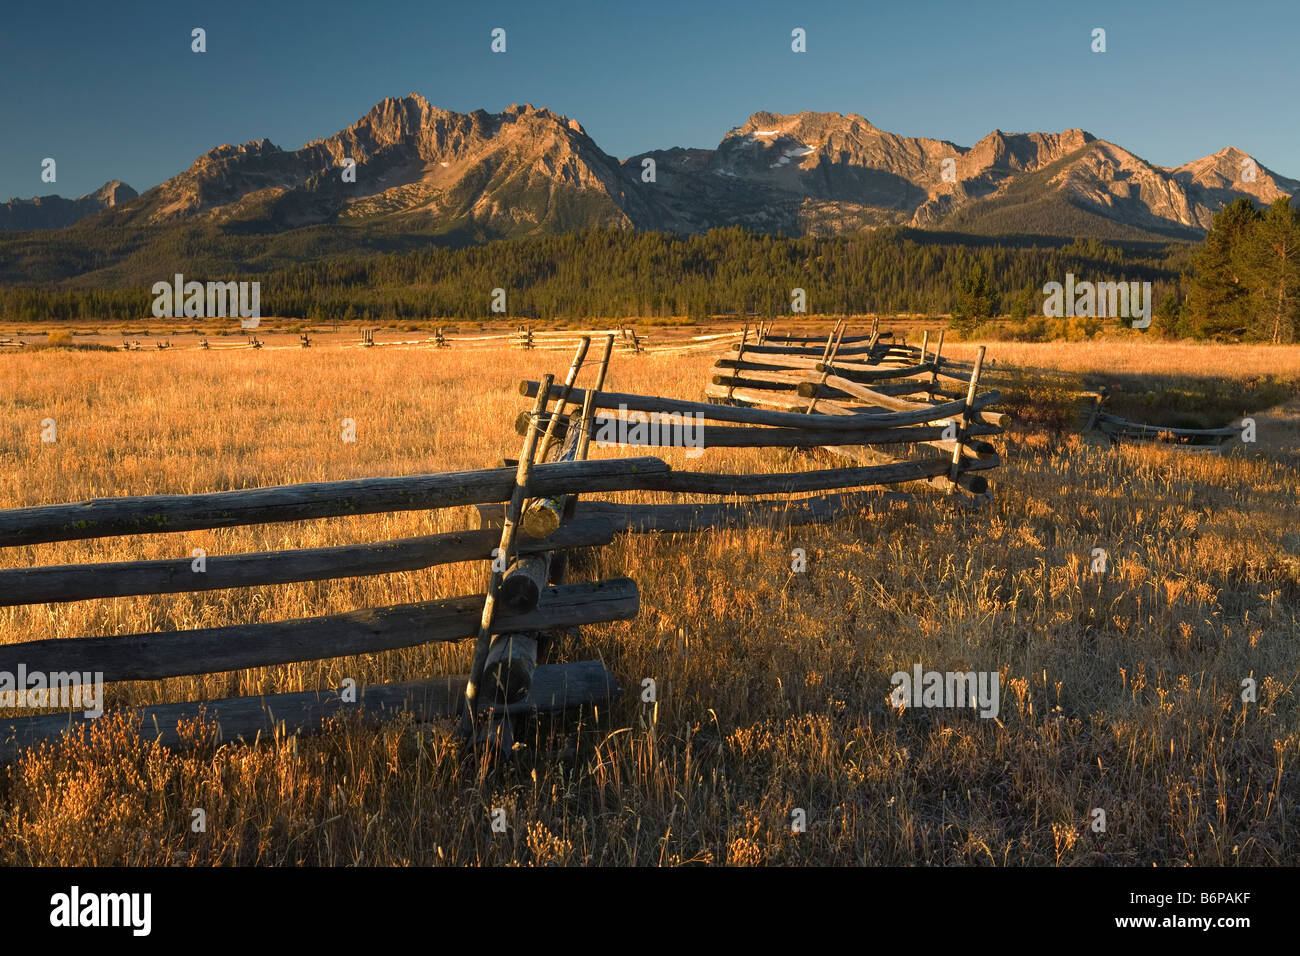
[[0, 180, 137, 231], [2, 94, 1295, 283]]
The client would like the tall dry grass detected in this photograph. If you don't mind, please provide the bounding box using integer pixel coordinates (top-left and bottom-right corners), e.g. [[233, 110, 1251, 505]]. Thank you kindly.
[[0, 340, 1296, 865]]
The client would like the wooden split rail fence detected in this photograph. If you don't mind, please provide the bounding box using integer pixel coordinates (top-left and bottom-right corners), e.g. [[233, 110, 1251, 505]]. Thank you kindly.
[[700, 318, 1005, 498], [0, 334, 653, 758], [0, 323, 1005, 760], [383, 325, 743, 355], [199, 335, 262, 351], [514, 326, 650, 354], [164, 326, 746, 354]]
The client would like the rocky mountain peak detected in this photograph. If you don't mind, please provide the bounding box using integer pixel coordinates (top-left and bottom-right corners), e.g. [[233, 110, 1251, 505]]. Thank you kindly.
[[94, 180, 138, 205]]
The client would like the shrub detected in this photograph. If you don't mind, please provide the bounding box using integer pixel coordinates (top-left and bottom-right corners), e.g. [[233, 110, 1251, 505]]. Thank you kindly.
[[1065, 315, 1102, 340], [1004, 316, 1052, 342]]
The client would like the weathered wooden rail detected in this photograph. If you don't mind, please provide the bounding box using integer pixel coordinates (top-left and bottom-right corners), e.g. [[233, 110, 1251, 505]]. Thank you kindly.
[[0, 518, 619, 605], [199, 334, 262, 351], [0, 662, 616, 763], [1080, 388, 1245, 452]]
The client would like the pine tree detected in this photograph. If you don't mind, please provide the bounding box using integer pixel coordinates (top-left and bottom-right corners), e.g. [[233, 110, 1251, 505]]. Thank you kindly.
[[1009, 283, 1038, 323], [1188, 198, 1261, 337], [1242, 198, 1300, 344], [951, 266, 997, 330]]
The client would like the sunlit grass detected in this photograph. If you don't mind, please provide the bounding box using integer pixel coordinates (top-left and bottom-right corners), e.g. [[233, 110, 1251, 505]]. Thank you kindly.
[[0, 338, 1296, 865]]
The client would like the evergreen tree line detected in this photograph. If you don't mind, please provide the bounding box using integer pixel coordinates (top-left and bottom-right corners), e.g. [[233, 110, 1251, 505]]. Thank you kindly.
[[0, 223, 1225, 333]]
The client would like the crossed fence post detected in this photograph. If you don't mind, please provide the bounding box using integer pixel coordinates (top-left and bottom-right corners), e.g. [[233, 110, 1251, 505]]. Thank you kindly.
[[947, 346, 987, 490], [460, 373, 554, 741], [803, 319, 847, 415]]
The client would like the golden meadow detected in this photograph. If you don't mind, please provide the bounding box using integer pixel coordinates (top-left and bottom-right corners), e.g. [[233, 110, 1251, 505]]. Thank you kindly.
[[0, 331, 1297, 865]]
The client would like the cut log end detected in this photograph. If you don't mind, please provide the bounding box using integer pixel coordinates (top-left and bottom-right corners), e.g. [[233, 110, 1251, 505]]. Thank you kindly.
[[483, 635, 540, 706], [500, 574, 543, 614], [521, 499, 563, 538], [516, 410, 571, 440], [501, 553, 550, 614]]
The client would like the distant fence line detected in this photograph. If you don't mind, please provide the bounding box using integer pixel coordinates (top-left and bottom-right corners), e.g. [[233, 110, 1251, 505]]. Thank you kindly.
[[0, 324, 753, 354]]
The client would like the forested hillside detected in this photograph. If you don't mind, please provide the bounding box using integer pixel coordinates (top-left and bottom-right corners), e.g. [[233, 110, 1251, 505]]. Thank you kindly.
[[0, 226, 1190, 325]]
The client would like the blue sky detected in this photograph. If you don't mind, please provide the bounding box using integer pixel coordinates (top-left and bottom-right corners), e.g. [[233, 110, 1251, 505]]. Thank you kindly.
[[2, 0, 1296, 200]]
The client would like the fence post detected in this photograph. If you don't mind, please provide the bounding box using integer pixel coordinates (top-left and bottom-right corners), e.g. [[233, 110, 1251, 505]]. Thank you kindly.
[[525, 339, 592, 539], [575, 335, 615, 462], [819, 318, 844, 364], [486, 334, 608, 700], [727, 323, 750, 401], [535, 338, 592, 464], [541, 334, 615, 664], [460, 372, 554, 741], [947, 345, 986, 490], [803, 320, 846, 415], [928, 330, 945, 393]]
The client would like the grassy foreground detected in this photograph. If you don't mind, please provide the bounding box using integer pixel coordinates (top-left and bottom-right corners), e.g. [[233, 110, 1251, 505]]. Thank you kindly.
[[0, 338, 1297, 865]]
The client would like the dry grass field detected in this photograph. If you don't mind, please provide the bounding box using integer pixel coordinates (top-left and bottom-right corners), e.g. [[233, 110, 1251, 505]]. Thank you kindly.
[[0, 333, 1297, 866]]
